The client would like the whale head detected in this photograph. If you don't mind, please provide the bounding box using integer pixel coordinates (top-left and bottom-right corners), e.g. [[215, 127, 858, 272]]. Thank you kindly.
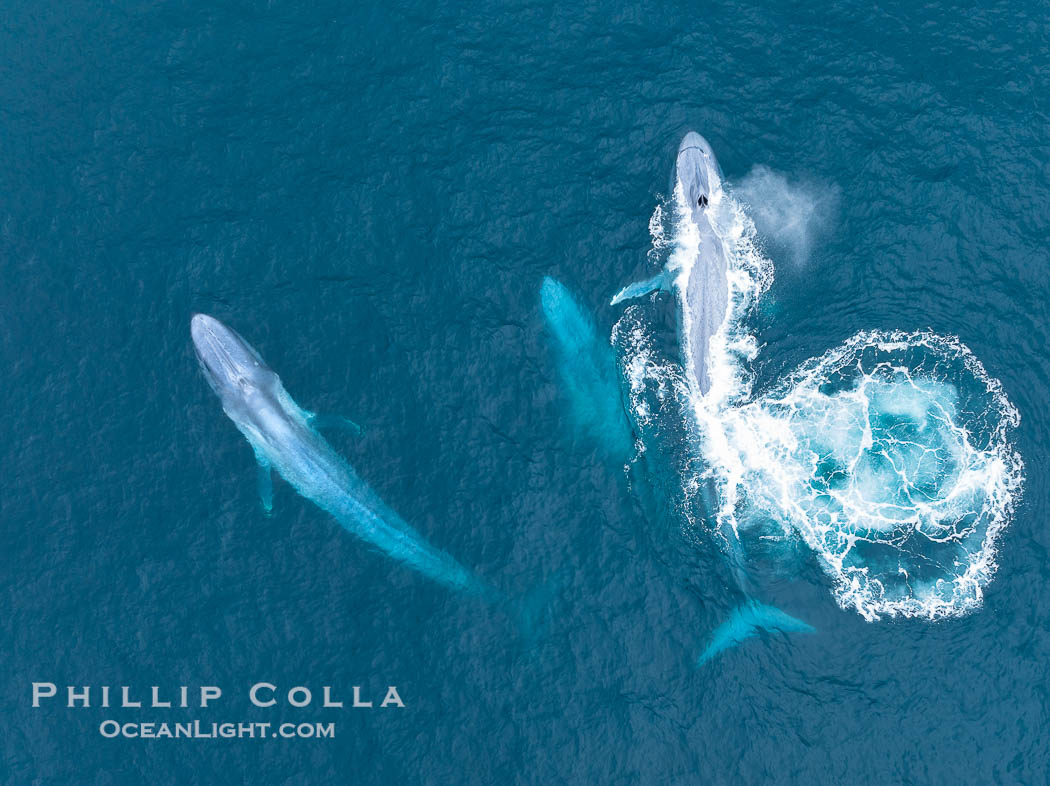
[[676, 132, 723, 213], [191, 314, 277, 414]]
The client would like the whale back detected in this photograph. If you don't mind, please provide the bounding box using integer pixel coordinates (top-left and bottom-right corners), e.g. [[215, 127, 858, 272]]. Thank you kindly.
[[683, 223, 729, 396], [675, 133, 729, 397]]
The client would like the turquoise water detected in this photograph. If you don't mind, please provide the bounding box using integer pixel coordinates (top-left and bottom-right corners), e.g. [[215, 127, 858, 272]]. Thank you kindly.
[[3, 1, 1049, 782]]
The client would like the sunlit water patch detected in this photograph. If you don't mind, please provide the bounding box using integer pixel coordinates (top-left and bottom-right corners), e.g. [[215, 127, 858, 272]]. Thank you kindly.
[[615, 182, 1024, 622]]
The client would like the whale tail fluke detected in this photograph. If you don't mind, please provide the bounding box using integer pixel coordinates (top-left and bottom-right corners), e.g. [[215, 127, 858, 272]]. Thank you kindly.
[[697, 601, 814, 666]]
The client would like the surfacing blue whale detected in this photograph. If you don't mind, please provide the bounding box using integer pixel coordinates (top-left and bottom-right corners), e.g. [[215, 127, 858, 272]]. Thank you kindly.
[[191, 314, 487, 595], [613, 133, 812, 665], [541, 276, 634, 462], [611, 132, 729, 396]]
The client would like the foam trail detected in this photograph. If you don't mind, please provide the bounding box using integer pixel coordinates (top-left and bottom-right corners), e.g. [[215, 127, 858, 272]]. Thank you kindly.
[[613, 213, 809, 663], [541, 276, 634, 461], [683, 179, 1022, 620], [714, 332, 1023, 620]]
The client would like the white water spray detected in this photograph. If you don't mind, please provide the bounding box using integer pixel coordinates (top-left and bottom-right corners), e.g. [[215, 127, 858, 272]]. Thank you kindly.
[[735, 165, 839, 267]]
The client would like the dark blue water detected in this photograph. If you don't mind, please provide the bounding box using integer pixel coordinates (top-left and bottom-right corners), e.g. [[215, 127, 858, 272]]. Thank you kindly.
[[4, 1, 1049, 782]]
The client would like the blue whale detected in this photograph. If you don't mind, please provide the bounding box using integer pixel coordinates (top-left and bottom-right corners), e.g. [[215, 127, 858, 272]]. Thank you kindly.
[[613, 134, 813, 665], [191, 314, 487, 595], [541, 276, 634, 462], [612, 131, 729, 396]]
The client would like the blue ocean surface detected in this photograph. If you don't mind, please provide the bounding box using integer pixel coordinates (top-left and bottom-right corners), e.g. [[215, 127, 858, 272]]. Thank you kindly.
[[3, 1, 1049, 782]]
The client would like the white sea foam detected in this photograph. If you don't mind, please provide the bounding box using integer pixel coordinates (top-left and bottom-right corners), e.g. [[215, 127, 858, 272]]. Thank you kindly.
[[615, 182, 1024, 621], [646, 203, 669, 265]]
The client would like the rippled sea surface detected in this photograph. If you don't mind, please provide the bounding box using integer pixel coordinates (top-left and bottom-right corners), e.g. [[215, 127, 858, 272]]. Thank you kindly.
[[4, 1, 1049, 782]]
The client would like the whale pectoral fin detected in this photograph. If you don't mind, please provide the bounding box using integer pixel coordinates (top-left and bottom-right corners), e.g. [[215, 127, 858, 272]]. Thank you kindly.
[[697, 602, 815, 666], [255, 455, 274, 516], [610, 271, 670, 306], [307, 413, 365, 437]]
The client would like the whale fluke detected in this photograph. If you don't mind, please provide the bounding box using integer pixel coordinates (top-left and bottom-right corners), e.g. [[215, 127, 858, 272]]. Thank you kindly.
[[697, 601, 814, 666]]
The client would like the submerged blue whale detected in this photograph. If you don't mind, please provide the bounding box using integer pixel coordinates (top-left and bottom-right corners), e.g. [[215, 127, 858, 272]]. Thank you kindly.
[[614, 133, 813, 664], [541, 276, 634, 462], [191, 314, 486, 595]]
